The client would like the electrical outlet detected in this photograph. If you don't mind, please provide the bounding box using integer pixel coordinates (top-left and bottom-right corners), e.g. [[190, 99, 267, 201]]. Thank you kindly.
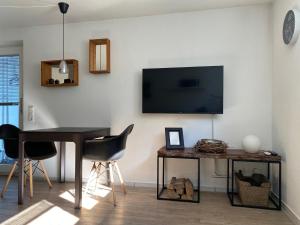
[[28, 105, 34, 122]]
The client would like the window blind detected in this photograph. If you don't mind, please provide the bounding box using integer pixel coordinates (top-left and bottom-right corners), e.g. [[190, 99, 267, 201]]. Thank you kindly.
[[0, 55, 20, 163], [0, 56, 20, 104]]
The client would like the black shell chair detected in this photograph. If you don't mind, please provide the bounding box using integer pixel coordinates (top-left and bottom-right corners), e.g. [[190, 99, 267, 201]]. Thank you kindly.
[[0, 124, 57, 198], [83, 124, 134, 205]]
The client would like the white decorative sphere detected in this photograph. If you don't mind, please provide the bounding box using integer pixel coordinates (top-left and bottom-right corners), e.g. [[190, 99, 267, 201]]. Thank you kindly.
[[242, 135, 261, 153]]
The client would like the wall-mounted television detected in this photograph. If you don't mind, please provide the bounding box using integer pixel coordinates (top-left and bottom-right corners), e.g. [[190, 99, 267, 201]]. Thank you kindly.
[[142, 66, 223, 114]]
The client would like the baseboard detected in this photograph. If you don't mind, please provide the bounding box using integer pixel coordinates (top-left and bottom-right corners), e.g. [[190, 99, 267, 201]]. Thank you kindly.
[[0, 164, 14, 174], [282, 201, 300, 225], [42, 178, 227, 193], [116, 181, 227, 193], [200, 185, 226, 193], [126, 181, 156, 188], [269, 192, 300, 225]]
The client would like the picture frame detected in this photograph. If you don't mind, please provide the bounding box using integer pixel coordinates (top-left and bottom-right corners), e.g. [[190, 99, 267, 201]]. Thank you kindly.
[[165, 128, 184, 150]]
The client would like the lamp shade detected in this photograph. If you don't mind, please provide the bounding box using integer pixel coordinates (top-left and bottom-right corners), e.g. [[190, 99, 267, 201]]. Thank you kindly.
[[59, 60, 68, 74], [242, 135, 261, 153]]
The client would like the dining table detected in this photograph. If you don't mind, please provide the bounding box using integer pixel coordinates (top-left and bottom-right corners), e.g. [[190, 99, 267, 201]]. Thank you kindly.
[[18, 127, 110, 209]]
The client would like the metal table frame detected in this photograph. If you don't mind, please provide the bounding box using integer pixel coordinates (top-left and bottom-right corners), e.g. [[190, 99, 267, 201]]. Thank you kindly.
[[157, 155, 200, 203], [227, 159, 281, 210]]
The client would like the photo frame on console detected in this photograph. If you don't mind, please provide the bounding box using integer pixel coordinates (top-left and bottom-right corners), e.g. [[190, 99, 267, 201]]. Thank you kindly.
[[165, 128, 184, 150]]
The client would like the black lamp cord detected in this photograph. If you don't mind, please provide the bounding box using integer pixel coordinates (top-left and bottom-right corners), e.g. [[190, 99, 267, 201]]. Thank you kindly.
[[62, 13, 65, 60], [211, 114, 215, 139]]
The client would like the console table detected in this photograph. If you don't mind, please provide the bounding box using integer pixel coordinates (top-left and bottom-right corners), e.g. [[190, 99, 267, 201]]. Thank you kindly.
[[157, 147, 281, 210]]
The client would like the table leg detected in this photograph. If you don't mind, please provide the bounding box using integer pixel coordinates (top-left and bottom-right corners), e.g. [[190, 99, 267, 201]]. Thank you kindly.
[[267, 162, 270, 180], [227, 159, 229, 194], [231, 160, 234, 205], [157, 156, 159, 198], [279, 162, 282, 210], [106, 162, 111, 186], [162, 157, 165, 188], [60, 142, 66, 183], [18, 137, 24, 204], [75, 138, 83, 209], [197, 158, 200, 203]]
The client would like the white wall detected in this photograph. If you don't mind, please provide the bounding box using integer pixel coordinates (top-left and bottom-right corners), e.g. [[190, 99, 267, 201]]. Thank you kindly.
[[273, 0, 300, 221], [0, 4, 272, 189]]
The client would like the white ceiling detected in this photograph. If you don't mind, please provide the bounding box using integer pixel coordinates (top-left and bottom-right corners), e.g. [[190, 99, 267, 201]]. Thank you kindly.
[[0, 0, 274, 28]]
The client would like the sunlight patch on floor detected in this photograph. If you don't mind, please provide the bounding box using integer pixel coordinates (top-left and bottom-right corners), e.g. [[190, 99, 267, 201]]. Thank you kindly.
[[59, 189, 100, 210], [84, 183, 112, 198], [27, 206, 79, 225], [1, 200, 79, 225]]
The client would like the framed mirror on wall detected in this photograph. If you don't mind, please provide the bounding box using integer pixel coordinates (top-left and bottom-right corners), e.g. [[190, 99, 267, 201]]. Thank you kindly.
[[89, 38, 110, 74], [165, 128, 184, 150]]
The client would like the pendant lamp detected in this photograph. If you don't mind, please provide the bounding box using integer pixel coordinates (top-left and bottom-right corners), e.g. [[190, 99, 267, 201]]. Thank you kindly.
[[58, 2, 69, 74]]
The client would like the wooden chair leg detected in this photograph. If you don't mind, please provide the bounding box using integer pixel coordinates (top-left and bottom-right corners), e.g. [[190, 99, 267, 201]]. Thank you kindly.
[[29, 161, 33, 198], [24, 173, 27, 187], [114, 162, 127, 195], [109, 162, 116, 206], [24, 160, 29, 187], [96, 162, 102, 178], [1, 161, 17, 198], [39, 161, 52, 188], [94, 162, 102, 191], [85, 162, 97, 194], [106, 162, 111, 186]]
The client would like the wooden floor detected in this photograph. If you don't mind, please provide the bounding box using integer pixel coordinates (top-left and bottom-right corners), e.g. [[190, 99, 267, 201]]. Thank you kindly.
[[0, 177, 294, 225]]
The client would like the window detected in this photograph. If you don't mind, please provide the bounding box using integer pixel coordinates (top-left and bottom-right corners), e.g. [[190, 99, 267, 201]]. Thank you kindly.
[[0, 55, 20, 163]]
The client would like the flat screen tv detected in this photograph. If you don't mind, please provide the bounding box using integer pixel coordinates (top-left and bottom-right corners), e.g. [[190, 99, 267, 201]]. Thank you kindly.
[[142, 66, 223, 114]]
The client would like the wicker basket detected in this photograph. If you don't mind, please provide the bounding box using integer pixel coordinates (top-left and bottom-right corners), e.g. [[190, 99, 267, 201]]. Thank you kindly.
[[194, 139, 227, 154], [235, 173, 271, 207]]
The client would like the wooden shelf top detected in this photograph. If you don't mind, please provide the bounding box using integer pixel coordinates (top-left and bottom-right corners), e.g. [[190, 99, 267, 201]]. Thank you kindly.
[[157, 147, 281, 162], [41, 59, 78, 65]]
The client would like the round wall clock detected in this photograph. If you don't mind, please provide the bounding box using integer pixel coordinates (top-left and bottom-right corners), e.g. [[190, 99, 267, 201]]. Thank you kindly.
[[283, 9, 300, 45]]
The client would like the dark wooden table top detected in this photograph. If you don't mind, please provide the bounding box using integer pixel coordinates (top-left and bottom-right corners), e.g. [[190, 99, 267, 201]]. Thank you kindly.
[[157, 146, 281, 162], [20, 127, 110, 133]]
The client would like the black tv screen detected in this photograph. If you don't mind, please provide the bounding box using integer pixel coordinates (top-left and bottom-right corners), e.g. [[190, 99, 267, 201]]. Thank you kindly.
[[142, 66, 223, 114]]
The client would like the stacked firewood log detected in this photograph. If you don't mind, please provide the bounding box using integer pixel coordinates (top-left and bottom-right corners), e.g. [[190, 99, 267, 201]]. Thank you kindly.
[[167, 177, 194, 200]]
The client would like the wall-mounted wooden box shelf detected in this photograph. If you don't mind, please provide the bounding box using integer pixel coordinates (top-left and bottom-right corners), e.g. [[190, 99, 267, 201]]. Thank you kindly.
[[41, 59, 79, 87], [89, 39, 110, 74]]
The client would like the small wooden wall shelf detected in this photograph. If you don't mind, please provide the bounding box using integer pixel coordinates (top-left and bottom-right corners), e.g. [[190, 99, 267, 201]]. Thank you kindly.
[[41, 59, 79, 87], [89, 39, 110, 74]]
